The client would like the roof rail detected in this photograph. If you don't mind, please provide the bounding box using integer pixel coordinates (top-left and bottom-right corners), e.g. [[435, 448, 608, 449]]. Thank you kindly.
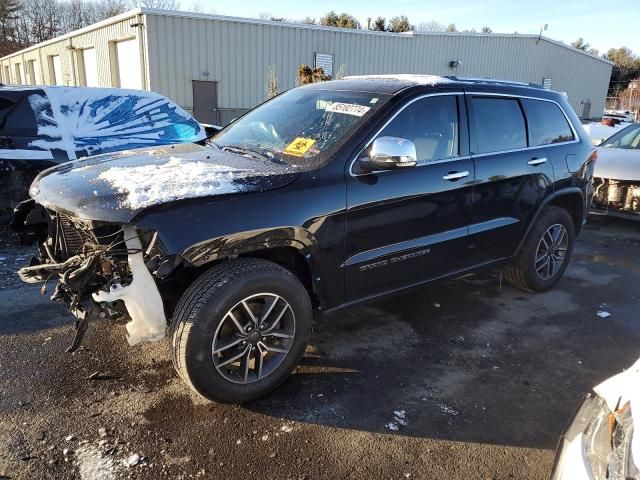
[[445, 76, 543, 88]]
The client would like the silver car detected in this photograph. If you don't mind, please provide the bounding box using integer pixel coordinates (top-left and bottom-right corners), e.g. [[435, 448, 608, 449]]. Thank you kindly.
[[592, 123, 640, 219]]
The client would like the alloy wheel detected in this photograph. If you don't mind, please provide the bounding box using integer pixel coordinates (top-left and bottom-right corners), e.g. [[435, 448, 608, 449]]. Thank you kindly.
[[212, 293, 295, 384], [535, 224, 569, 281]]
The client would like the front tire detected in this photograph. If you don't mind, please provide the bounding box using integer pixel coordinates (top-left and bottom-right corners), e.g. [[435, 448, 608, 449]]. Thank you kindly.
[[505, 206, 575, 293], [170, 258, 312, 403]]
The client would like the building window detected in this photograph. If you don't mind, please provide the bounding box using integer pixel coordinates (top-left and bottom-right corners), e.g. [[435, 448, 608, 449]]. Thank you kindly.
[[314, 52, 334, 77], [542, 78, 552, 90]]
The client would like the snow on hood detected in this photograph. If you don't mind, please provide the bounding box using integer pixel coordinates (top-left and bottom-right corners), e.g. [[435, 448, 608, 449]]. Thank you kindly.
[[31, 143, 298, 223], [594, 356, 640, 469], [594, 146, 640, 181], [97, 155, 249, 210], [27, 87, 205, 160]]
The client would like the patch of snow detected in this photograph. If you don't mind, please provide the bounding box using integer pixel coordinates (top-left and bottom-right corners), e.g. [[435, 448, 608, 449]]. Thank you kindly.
[[0, 149, 54, 160], [438, 404, 459, 416], [344, 74, 457, 85], [96, 156, 249, 210], [596, 310, 611, 318], [280, 425, 293, 433], [76, 445, 117, 480], [386, 409, 409, 430]]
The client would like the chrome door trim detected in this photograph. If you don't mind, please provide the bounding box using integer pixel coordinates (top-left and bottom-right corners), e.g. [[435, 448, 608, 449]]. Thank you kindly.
[[527, 158, 548, 166], [442, 171, 470, 180], [348, 90, 582, 176]]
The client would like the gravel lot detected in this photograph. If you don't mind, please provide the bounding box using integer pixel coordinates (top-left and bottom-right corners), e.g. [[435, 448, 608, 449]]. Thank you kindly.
[[0, 215, 638, 480]]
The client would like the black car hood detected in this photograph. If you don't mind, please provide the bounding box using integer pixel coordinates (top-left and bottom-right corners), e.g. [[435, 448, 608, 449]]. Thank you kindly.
[[30, 143, 299, 223]]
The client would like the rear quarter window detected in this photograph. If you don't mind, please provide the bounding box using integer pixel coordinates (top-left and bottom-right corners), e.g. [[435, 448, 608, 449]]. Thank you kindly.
[[470, 97, 526, 154], [521, 98, 574, 146]]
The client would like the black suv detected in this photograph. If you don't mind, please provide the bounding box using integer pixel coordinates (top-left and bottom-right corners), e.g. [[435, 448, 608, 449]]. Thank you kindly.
[[13, 75, 596, 403]]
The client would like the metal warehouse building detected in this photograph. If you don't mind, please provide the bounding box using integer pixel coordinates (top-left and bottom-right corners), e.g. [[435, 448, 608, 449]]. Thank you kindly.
[[1, 8, 613, 124]]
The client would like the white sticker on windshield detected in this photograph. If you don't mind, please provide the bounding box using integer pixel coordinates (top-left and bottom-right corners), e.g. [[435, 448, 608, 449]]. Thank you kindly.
[[326, 102, 371, 117]]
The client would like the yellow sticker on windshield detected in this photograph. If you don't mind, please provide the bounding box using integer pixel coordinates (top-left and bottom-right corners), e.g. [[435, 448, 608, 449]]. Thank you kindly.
[[284, 137, 316, 157]]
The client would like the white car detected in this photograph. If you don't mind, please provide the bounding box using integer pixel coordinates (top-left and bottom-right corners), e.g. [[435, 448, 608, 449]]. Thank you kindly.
[[605, 109, 636, 123], [591, 123, 640, 219], [552, 357, 640, 479], [583, 122, 629, 146]]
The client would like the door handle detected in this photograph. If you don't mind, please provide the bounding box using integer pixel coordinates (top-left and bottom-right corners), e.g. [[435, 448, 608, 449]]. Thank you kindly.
[[528, 157, 547, 166], [442, 171, 470, 181]]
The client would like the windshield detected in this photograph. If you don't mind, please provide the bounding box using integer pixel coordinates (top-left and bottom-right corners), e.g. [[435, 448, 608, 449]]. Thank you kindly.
[[602, 123, 640, 149], [210, 87, 390, 169]]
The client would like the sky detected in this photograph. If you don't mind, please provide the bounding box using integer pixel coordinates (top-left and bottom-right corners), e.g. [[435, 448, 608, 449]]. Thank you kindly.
[[189, 0, 640, 55]]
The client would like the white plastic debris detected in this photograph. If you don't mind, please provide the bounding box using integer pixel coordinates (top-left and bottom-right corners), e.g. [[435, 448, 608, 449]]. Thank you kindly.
[[596, 310, 611, 318], [65, 435, 76, 441], [385, 422, 399, 431], [126, 453, 140, 467], [92, 227, 167, 346]]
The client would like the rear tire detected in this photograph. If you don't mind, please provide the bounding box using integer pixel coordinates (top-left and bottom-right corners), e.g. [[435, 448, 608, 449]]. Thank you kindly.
[[170, 258, 312, 403], [504, 206, 575, 293]]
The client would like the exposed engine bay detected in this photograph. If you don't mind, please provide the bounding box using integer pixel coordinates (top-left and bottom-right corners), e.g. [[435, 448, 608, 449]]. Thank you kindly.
[[592, 178, 640, 218], [12, 201, 169, 351]]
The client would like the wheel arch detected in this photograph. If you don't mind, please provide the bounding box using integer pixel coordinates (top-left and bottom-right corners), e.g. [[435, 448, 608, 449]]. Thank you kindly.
[[515, 188, 585, 256], [177, 227, 323, 308]]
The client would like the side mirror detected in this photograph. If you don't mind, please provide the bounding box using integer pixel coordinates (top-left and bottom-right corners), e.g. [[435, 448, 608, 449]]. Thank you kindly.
[[358, 136, 417, 172]]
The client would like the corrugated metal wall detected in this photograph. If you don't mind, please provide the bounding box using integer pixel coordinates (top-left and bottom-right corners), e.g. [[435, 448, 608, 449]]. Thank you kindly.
[[1, 9, 612, 120], [143, 12, 612, 119], [0, 13, 143, 88]]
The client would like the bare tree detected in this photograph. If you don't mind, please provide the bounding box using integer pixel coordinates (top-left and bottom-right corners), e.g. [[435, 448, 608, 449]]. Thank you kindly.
[[0, 0, 21, 55], [445, 23, 457, 32], [416, 20, 445, 32], [94, 0, 128, 19], [265, 65, 279, 98], [130, 0, 180, 10], [480, 26, 492, 33]]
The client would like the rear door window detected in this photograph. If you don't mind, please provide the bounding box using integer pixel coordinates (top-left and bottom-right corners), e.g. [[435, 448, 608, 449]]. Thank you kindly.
[[470, 97, 526, 154], [521, 98, 574, 146]]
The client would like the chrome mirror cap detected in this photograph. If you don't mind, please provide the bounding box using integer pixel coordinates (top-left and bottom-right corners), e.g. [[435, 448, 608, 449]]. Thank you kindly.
[[358, 136, 418, 172]]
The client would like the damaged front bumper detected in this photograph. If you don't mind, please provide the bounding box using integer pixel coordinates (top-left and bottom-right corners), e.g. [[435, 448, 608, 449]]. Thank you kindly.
[[14, 203, 168, 350]]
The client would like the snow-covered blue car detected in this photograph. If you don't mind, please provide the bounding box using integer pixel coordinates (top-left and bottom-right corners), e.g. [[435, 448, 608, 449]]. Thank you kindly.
[[0, 86, 208, 217]]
